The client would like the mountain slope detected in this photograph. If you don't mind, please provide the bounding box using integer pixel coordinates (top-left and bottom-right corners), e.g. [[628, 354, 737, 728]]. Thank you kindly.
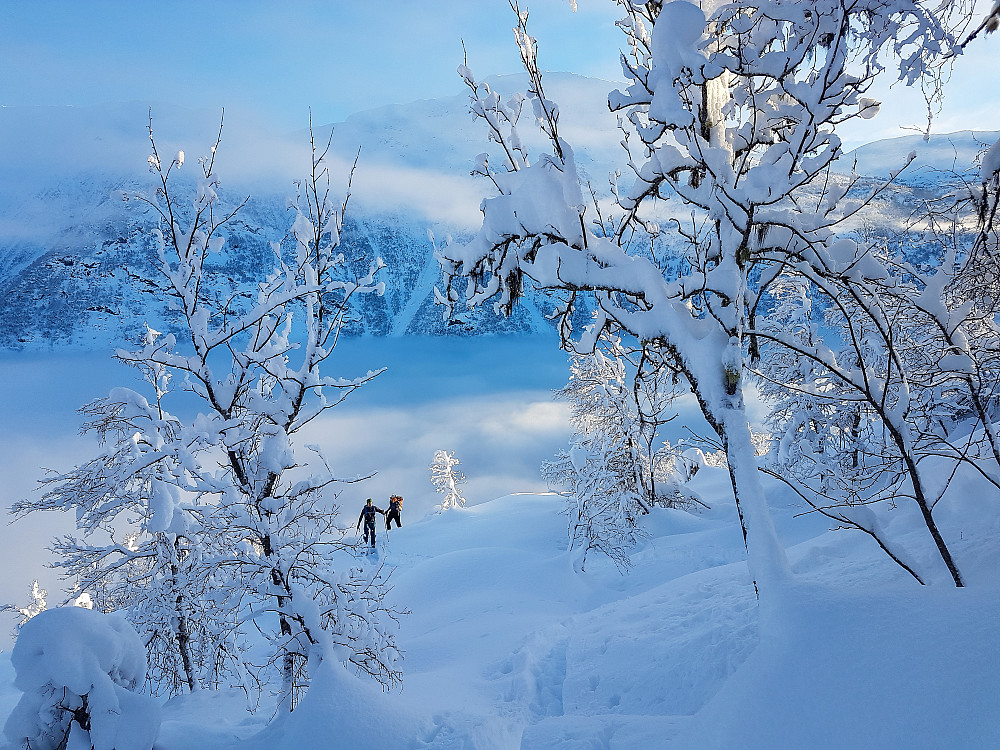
[[0, 78, 625, 350], [0, 85, 994, 350], [844, 129, 1000, 184]]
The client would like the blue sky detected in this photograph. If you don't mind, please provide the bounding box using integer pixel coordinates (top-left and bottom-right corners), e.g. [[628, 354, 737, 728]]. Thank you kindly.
[[0, 1, 621, 131], [2, 0, 996, 149]]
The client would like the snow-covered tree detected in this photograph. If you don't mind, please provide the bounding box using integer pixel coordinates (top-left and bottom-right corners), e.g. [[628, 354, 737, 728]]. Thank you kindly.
[[542, 332, 704, 571], [430, 449, 467, 510], [437, 0, 975, 594], [21, 581, 48, 622], [13, 115, 403, 710], [756, 155, 1000, 586], [3, 607, 160, 750], [756, 273, 934, 583], [0, 580, 48, 631], [12, 366, 242, 695], [543, 437, 644, 573], [551, 334, 693, 504]]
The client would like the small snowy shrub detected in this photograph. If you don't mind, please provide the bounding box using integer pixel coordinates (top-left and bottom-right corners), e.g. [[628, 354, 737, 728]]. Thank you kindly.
[[675, 448, 706, 482], [430, 450, 467, 510], [542, 441, 645, 573], [3, 607, 160, 750], [1, 580, 48, 628]]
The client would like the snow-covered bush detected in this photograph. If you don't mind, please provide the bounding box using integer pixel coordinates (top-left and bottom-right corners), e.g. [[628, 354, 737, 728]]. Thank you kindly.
[[1, 580, 48, 629], [430, 450, 467, 510], [3, 607, 160, 750]]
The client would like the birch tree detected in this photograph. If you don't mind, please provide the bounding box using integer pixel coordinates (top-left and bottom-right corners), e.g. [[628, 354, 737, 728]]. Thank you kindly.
[[437, 0, 974, 594], [757, 153, 1000, 586], [14, 115, 403, 710]]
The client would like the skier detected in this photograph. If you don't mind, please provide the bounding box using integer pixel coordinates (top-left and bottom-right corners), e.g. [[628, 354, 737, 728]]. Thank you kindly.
[[385, 494, 403, 530], [356, 498, 384, 549]]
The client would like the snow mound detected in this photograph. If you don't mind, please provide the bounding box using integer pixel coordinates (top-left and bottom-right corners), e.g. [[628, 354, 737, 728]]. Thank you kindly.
[[240, 662, 422, 750], [3, 607, 159, 750], [670, 585, 1000, 749]]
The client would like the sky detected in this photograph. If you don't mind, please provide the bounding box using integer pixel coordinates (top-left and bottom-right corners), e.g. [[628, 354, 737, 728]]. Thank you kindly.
[[1, 0, 998, 152], [0, 1, 621, 133]]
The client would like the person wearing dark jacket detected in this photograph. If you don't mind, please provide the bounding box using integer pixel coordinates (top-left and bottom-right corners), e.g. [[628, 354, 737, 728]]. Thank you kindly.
[[385, 494, 403, 530], [357, 498, 384, 548]]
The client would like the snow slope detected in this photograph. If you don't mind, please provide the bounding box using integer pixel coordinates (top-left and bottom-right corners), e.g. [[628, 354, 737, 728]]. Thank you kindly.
[[844, 129, 1000, 184], [176, 472, 1000, 748], [0, 84, 997, 749], [4, 460, 994, 749]]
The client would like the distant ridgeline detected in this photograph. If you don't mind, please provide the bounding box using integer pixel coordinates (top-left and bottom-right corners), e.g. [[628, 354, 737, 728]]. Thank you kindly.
[[0, 102, 993, 350], [0, 185, 576, 350]]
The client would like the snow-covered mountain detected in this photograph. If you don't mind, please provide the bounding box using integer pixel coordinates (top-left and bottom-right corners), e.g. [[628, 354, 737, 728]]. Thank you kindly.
[[0, 76, 621, 349], [845, 128, 999, 185], [0, 80, 994, 350]]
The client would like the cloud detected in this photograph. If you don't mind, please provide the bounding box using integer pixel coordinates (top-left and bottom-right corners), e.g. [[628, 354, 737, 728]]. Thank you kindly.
[[349, 162, 487, 228], [480, 400, 569, 441]]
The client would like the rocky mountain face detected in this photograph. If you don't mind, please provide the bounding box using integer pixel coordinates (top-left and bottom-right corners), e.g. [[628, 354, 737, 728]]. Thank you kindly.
[[0, 79, 994, 351], [0, 187, 556, 350]]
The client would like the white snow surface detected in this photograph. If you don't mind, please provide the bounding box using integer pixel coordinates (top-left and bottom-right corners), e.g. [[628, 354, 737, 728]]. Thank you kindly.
[[2, 464, 997, 749]]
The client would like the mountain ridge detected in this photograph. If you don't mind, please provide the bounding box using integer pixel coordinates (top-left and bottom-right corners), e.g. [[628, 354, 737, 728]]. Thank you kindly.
[[0, 78, 992, 350]]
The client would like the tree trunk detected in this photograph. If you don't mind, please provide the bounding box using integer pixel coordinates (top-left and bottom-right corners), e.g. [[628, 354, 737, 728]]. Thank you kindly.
[[174, 588, 198, 693], [170, 536, 198, 693], [718, 403, 791, 598], [902, 451, 965, 587], [687, 363, 791, 598], [278, 649, 296, 713], [674, 336, 791, 599], [271, 565, 297, 712]]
